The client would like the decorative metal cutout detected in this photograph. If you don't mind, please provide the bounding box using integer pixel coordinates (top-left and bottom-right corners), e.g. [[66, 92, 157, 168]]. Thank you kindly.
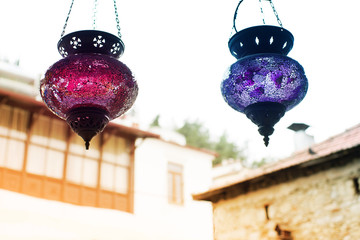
[[57, 30, 125, 58], [70, 37, 82, 49], [59, 46, 68, 57], [111, 42, 121, 55], [229, 26, 294, 59], [93, 35, 105, 48]]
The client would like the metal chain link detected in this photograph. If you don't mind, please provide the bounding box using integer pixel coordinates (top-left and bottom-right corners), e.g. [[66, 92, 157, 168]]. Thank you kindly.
[[61, 0, 75, 37], [269, 0, 283, 28], [92, 0, 98, 30], [233, 0, 244, 32], [113, 0, 122, 38], [258, 0, 266, 25], [233, 0, 283, 32], [61, 0, 122, 38]]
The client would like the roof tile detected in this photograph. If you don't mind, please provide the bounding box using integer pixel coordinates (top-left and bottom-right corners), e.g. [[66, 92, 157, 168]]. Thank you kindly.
[[194, 123, 360, 199]]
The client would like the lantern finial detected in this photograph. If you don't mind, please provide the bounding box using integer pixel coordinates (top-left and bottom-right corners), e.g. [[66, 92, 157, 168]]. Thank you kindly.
[[65, 107, 110, 150], [244, 102, 285, 146]]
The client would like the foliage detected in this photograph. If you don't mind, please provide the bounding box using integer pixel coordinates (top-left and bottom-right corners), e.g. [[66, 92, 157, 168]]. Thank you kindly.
[[249, 157, 274, 168], [249, 158, 268, 168], [176, 119, 245, 165], [176, 120, 212, 150], [150, 115, 161, 127], [212, 132, 245, 165]]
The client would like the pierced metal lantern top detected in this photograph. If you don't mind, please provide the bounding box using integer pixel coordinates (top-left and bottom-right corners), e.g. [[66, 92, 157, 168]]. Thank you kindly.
[[229, 25, 294, 59], [57, 30, 125, 59]]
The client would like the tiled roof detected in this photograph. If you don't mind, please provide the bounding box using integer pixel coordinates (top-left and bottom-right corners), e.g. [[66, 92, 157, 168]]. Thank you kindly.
[[194, 123, 360, 201], [260, 123, 360, 175]]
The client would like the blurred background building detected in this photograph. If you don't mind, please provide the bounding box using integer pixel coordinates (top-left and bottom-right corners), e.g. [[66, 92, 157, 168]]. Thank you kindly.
[[195, 122, 360, 240], [0, 60, 215, 240]]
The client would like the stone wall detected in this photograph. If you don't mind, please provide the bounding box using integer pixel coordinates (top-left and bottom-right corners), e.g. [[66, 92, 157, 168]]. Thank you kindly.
[[212, 157, 360, 240]]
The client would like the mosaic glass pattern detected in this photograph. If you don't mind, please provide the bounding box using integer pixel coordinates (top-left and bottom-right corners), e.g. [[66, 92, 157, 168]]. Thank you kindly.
[[221, 54, 308, 113], [40, 53, 138, 120]]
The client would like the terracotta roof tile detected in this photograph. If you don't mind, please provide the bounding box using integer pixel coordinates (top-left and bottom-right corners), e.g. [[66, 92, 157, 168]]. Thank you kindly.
[[194, 123, 360, 200]]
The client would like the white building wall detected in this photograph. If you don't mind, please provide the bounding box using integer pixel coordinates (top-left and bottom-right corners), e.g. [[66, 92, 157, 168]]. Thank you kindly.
[[0, 63, 214, 240], [0, 189, 189, 240], [134, 137, 214, 240], [212, 159, 251, 188], [0, 61, 38, 96], [0, 137, 214, 240]]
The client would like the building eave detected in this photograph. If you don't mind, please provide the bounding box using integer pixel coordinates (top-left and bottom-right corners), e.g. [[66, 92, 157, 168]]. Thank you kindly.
[[158, 139, 218, 157], [0, 88, 160, 140], [193, 124, 360, 202]]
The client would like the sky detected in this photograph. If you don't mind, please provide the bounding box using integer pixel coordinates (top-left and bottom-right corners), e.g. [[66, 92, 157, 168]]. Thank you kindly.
[[1, 0, 360, 163]]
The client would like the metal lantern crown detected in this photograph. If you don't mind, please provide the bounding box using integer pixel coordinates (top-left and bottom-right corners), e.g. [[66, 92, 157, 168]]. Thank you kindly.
[[40, 0, 138, 149], [221, 0, 308, 146]]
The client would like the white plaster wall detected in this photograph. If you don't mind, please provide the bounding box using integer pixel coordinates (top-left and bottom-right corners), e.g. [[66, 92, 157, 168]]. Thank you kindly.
[[0, 189, 203, 240], [134, 138, 214, 240], [0, 138, 214, 240]]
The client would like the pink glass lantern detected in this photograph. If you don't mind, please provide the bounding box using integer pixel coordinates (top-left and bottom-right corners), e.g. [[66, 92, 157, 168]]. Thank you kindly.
[[41, 29, 138, 149]]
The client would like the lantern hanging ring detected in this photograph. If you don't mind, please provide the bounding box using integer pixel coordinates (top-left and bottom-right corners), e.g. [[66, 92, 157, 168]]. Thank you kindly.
[[232, 0, 283, 33]]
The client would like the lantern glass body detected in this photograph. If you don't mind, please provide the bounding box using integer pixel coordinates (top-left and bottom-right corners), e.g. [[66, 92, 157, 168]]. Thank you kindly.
[[221, 53, 308, 113], [40, 53, 138, 120]]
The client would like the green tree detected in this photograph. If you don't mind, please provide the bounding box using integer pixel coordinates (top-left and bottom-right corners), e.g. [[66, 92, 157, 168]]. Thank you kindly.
[[176, 120, 245, 165], [176, 120, 212, 149], [249, 157, 275, 168], [150, 115, 161, 127], [212, 132, 245, 165]]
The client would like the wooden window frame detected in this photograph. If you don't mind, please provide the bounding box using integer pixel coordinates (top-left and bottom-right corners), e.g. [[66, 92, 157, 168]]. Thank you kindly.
[[168, 162, 184, 205], [0, 104, 135, 213]]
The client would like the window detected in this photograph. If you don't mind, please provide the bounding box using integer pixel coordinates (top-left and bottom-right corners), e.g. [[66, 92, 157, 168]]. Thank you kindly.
[[168, 162, 183, 204], [264, 204, 270, 220], [27, 114, 67, 179], [353, 177, 360, 195], [101, 133, 131, 194], [0, 103, 134, 211], [0, 105, 28, 170], [275, 225, 293, 240], [67, 134, 100, 187]]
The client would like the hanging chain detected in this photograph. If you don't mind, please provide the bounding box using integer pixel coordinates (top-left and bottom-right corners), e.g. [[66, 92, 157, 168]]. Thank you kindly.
[[233, 0, 283, 32], [113, 0, 122, 38], [232, 0, 244, 32], [92, 0, 98, 30], [258, 0, 266, 25], [61, 0, 75, 37], [268, 0, 283, 28], [60, 0, 121, 38]]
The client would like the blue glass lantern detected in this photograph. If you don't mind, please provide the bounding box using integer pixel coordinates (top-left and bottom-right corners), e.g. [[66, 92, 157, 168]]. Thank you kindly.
[[221, 2, 308, 146]]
